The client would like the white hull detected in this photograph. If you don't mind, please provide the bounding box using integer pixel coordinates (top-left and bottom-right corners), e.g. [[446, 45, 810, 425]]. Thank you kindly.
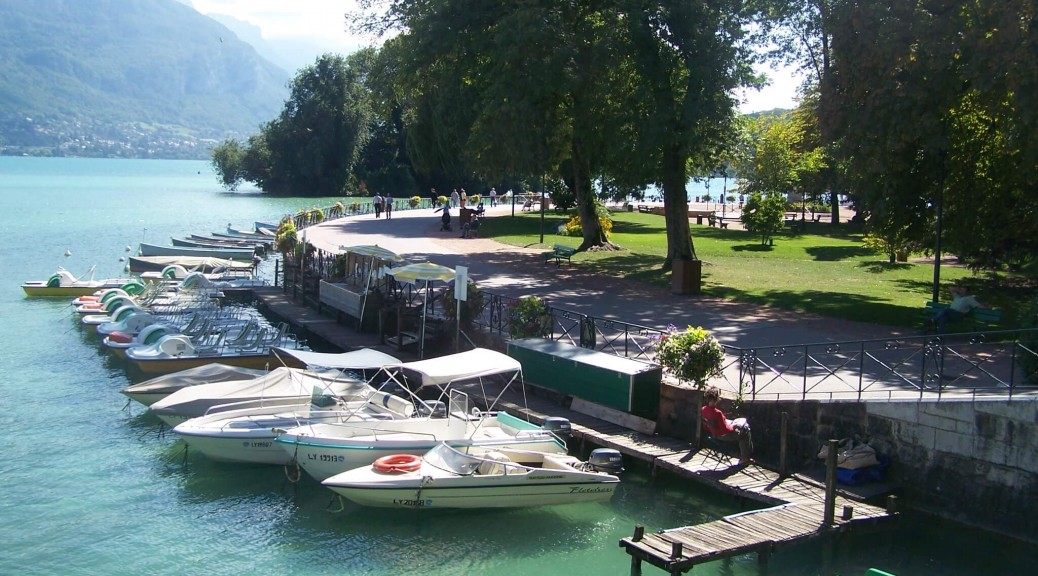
[[323, 446, 618, 509], [276, 417, 566, 481], [173, 396, 415, 465], [328, 478, 617, 509]]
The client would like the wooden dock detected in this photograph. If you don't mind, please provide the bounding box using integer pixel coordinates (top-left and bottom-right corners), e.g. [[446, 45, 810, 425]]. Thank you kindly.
[[476, 385, 897, 575], [250, 287, 897, 574]]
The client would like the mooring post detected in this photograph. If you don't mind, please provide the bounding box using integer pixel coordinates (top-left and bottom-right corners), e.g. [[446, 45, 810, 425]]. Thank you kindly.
[[824, 439, 838, 526], [670, 540, 683, 558], [779, 412, 789, 477]]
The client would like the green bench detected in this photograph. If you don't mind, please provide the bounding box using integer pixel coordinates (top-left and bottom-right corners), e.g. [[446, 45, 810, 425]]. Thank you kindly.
[[921, 301, 1003, 332], [543, 243, 577, 267]]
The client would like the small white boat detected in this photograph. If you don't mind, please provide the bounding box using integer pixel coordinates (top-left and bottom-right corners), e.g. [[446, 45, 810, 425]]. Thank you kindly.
[[147, 366, 369, 426], [21, 266, 141, 298], [172, 391, 415, 465], [120, 363, 268, 407], [274, 348, 571, 481], [322, 442, 622, 509]]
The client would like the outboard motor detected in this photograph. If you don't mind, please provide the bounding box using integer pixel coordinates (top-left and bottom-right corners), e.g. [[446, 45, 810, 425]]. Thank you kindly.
[[588, 448, 624, 474], [541, 417, 572, 439]]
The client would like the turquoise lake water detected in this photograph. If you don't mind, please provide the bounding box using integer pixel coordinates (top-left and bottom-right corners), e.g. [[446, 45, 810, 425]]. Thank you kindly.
[[0, 156, 1032, 575]]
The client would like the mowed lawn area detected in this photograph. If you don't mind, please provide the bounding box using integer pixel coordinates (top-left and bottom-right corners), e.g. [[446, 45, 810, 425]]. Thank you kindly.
[[483, 210, 1028, 328]]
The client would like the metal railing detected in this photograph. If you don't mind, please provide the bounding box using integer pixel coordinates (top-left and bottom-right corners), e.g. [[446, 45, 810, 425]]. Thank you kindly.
[[714, 330, 1038, 402]]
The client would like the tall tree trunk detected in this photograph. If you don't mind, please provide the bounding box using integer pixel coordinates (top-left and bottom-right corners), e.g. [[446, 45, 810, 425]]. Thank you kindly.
[[562, 152, 607, 251], [661, 143, 695, 270]]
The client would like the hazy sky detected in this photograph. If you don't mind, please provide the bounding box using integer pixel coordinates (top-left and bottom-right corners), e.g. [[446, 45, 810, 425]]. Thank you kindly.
[[188, 0, 801, 113]]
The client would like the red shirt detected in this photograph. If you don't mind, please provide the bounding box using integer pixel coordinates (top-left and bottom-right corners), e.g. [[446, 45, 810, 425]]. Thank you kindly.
[[701, 404, 733, 437]]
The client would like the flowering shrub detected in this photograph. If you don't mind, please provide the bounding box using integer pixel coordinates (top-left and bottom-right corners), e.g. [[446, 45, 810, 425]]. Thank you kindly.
[[508, 296, 551, 339], [275, 219, 297, 254], [655, 325, 725, 389], [562, 214, 613, 238], [409, 195, 422, 208]]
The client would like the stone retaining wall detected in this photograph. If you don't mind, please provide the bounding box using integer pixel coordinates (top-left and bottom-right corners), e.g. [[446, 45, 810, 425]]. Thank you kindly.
[[658, 384, 1038, 542]]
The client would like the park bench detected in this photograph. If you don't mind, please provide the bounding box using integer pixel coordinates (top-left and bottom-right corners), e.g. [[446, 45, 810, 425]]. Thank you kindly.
[[920, 301, 1003, 332], [543, 243, 577, 267], [707, 215, 729, 229], [637, 204, 652, 213]]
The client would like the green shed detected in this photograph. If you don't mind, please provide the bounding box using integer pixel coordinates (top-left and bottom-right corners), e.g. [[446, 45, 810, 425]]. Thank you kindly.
[[507, 338, 662, 418]]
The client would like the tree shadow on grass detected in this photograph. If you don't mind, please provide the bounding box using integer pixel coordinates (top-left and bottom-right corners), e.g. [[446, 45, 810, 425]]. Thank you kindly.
[[857, 260, 915, 273], [730, 244, 773, 253], [806, 245, 879, 261], [707, 286, 916, 327]]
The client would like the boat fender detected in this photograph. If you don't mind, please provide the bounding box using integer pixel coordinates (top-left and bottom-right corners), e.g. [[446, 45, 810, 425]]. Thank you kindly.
[[107, 331, 134, 344], [372, 454, 422, 474]]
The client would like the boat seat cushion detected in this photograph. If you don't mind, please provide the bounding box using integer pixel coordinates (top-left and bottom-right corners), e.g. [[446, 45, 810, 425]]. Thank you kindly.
[[478, 451, 511, 475]]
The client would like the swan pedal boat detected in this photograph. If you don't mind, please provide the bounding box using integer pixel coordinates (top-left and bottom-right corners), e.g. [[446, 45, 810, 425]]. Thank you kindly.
[[22, 267, 142, 298]]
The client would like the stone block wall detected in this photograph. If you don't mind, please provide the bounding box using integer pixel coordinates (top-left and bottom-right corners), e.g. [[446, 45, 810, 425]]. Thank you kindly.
[[657, 383, 1038, 541]]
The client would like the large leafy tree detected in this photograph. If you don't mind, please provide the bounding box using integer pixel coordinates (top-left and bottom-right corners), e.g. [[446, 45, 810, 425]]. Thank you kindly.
[[617, 0, 756, 268], [358, 1, 620, 249], [822, 0, 1038, 270], [211, 52, 375, 196]]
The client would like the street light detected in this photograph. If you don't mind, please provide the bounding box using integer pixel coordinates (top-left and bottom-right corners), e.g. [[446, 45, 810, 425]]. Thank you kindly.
[[720, 166, 728, 219]]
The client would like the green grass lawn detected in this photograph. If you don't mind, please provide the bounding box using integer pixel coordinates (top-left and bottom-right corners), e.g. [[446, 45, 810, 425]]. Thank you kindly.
[[483, 210, 1029, 328]]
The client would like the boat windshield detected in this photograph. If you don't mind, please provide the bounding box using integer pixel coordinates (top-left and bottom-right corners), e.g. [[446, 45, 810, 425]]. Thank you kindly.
[[424, 443, 481, 476]]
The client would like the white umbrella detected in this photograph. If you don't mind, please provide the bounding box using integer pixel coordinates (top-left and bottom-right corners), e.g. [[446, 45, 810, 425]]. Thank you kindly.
[[339, 245, 407, 326], [389, 262, 456, 358]]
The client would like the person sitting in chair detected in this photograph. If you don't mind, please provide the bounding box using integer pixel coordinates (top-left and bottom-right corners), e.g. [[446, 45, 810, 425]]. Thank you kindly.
[[474, 202, 486, 219], [701, 386, 753, 465], [460, 218, 481, 238]]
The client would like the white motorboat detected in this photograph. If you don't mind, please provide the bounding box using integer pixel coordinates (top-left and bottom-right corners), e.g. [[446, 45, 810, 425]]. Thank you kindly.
[[322, 442, 622, 509], [172, 391, 414, 465], [167, 348, 404, 464], [120, 363, 268, 407], [274, 348, 571, 481], [147, 366, 371, 426]]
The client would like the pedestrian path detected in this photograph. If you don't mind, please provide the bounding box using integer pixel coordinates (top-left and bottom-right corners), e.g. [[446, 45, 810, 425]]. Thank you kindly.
[[295, 203, 1034, 401]]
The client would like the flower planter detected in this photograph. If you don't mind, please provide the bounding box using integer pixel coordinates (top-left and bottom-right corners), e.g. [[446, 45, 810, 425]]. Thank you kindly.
[[671, 258, 702, 295]]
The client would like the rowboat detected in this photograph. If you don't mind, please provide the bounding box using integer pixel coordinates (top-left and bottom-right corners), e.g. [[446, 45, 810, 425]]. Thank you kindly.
[[137, 242, 256, 261]]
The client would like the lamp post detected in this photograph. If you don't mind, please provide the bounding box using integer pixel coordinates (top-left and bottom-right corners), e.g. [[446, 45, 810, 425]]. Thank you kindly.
[[932, 150, 948, 303], [721, 166, 728, 219]]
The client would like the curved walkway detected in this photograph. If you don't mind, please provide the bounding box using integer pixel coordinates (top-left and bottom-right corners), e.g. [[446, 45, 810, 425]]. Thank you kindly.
[[302, 204, 899, 349]]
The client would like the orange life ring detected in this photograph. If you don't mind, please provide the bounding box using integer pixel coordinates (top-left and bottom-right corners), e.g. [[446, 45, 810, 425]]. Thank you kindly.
[[372, 453, 422, 474]]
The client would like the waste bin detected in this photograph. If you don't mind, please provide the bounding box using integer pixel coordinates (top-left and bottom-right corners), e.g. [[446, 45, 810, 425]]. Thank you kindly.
[[459, 208, 473, 227]]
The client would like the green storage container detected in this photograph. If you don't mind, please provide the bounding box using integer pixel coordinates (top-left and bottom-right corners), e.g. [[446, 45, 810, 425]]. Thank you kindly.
[[507, 338, 662, 417]]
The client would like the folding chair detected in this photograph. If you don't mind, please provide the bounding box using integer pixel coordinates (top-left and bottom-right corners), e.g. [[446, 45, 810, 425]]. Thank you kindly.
[[696, 405, 740, 470]]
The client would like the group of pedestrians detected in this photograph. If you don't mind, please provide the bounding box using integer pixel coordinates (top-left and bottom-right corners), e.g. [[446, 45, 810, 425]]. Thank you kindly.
[[372, 193, 394, 220]]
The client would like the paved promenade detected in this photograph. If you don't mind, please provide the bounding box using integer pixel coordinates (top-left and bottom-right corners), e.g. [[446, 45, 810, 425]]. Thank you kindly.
[[303, 203, 897, 348]]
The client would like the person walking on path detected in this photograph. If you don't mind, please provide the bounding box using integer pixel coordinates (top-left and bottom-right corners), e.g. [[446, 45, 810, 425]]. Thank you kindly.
[[701, 386, 753, 465], [489, 187, 497, 207], [384, 194, 393, 220], [460, 189, 468, 208], [451, 189, 460, 208], [430, 188, 438, 208], [373, 193, 383, 219]]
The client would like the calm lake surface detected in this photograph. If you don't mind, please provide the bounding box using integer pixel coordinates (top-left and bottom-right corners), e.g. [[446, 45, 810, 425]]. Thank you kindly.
[[0, 157, 1032, 575]]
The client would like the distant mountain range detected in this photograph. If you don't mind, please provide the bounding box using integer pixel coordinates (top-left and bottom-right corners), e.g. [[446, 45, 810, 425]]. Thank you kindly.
[[0, 0, 291, 159]]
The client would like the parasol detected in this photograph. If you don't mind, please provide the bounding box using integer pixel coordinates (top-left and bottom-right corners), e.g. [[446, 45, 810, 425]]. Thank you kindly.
[[389, 262, 456, 358]]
